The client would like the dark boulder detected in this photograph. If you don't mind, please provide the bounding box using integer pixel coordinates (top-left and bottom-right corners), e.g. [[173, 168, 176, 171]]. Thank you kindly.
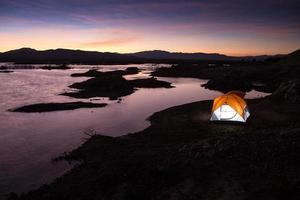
[[270, 79, 300, 103]]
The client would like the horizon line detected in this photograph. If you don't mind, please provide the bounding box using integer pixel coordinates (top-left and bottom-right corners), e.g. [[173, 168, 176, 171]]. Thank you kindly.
[[0, 47, 295, 57]]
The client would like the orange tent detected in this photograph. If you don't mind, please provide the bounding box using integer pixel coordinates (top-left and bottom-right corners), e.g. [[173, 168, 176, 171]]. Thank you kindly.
[[211, 91, 250, 122]]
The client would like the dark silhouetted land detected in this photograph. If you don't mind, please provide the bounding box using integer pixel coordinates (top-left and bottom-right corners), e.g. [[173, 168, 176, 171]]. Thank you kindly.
[[152, 49, 300, 93], [10, 102, 107, 112], [62, 69, 172, 99], [70, 67, 140, 77], [0, 48, 284, 64], [0, 70, 13, 73], [12, 96, 300, 200]]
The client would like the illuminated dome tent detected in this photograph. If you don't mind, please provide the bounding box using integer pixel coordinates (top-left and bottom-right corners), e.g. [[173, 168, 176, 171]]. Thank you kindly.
[[210, 91, 250, 122]]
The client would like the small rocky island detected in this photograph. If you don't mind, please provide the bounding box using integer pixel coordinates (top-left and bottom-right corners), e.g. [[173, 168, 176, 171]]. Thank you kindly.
[[41, 64, 71, 70], [0, 70, 14, 73], [9, 67, 171, 113], [10, 102, 107, 112], [62, 68, 172, 99], [70, 67, 140, 77]]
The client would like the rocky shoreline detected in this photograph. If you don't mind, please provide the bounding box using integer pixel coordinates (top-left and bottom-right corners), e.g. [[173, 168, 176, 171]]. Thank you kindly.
[[11, 97, 300, 200]]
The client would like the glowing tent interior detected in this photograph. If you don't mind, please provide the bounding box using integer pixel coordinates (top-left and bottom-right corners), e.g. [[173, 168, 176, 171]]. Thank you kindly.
[[210, 91, 250, 122]]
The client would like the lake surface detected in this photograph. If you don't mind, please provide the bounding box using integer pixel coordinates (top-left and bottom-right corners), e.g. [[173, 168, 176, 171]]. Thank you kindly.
[[0, 64, 268, 199]]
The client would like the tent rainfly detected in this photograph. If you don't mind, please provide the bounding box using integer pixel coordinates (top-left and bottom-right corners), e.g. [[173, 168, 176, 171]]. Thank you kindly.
[[210, 91, 250, 122]]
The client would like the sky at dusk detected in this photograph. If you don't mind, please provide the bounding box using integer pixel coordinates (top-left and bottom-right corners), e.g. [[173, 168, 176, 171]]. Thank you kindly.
[[0, 0, 299, 55]]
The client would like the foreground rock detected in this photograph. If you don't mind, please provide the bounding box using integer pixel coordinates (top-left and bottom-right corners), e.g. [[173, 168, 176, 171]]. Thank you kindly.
[[270, 79, 300, 103], [63, 69, 172, 99], [13, 98, 300, 200], [10, 102, 107, 112]]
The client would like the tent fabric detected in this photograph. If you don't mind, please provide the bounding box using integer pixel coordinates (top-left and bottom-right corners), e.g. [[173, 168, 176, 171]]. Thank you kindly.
[[211, 91, 250, 122], [212, 92, 247, 118]]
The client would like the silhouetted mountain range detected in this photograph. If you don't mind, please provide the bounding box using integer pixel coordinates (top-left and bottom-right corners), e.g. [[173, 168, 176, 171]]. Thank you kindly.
[[128, 50, 233, 60], [0, 48, 138, 64], [277, 49, 300, 66], [0, 48, 286, 64]]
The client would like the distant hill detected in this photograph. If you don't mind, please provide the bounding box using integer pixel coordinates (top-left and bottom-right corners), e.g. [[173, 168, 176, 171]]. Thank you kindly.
[[277, 49, 300, 66], [0, 48, 284, 64], [0, 48, 139, 64], [129, 50, 235, 60], [130, 50, 284, 62]]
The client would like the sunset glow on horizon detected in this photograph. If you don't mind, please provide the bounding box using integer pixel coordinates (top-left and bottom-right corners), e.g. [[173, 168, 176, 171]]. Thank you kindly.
[[1, 0, 299, 56]]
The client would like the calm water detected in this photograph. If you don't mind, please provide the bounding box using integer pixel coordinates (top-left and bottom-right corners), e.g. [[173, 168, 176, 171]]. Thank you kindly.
[[0, 64, 268, 198]]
